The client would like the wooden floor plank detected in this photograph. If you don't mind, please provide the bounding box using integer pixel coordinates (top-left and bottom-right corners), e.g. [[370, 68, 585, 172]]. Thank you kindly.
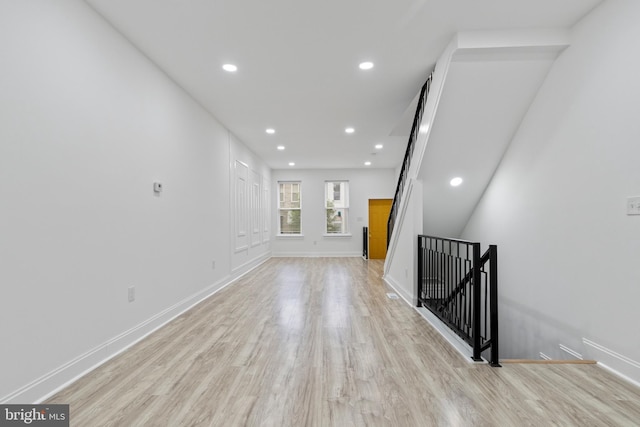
[[47, 258, 640, 426]]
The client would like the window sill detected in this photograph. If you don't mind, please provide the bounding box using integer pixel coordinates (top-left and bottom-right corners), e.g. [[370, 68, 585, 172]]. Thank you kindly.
[[323, 233, 352, 238], [276, 234, 305, 239]]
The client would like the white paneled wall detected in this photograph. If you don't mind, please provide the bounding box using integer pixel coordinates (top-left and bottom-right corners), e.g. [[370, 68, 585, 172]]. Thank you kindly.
[[250, 170, 262, 248], [263, 177, 271, 244], [229, 134, 271, 273], [234, 160, 249, 253]]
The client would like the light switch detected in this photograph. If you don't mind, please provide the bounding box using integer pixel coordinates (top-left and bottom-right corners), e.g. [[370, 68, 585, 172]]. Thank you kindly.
[[627, 196, 640, 215], [153, 182, 163, 194]]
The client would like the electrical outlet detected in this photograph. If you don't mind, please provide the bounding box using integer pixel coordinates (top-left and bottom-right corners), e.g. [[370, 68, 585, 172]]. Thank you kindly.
[[128, 286, 135, 302]]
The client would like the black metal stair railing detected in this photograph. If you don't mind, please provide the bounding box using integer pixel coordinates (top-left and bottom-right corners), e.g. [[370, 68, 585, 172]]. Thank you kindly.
[[417, 235, 500, 366], [362, 226, 368, 259], [387, 72, 434, 248]]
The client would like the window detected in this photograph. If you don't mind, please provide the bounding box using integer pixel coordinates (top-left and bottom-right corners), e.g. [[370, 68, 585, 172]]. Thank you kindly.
[[325, 181, 349, 234], [278, 182, 301, 234]]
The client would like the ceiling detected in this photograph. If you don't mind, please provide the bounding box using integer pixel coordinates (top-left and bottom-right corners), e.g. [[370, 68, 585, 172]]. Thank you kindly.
[[85, 0, 601, 170]]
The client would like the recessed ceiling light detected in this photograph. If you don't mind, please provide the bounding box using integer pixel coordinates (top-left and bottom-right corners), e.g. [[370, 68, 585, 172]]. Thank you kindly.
[[222, 64, 237, 72], [288, 162, 295, 166], [277, 145, 285, 150], [450, 177, 463, 187], [345, 127, 355, 134], [266, 128, 275, 134], [375, 144, 383, 150], [359, 61, 374, 70], [364, 161, 372, 166]]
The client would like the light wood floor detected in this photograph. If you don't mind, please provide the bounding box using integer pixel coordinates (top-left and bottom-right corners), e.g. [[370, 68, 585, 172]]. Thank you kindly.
[[48, 258, 640, 426]]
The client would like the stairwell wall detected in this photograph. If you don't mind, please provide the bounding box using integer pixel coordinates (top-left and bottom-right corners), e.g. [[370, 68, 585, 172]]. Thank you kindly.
[[461, 0, 640, 383]]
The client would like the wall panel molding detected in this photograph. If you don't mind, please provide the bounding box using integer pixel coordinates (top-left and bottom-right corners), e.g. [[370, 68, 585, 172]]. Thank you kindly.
[[234, 160, 249, 252]]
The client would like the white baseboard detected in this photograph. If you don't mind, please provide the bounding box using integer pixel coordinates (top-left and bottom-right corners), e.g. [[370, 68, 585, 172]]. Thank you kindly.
[[597, 362, 640, 389], [583, 338, 640, 387], [271, 251, 361, 258], [559, 344, 583, 360], [415, 307, 477, 364], [1, 256, 270, 404], [381, 273, 414, 305], [231, 252, 271, 275], [383, 274, 477, 364]]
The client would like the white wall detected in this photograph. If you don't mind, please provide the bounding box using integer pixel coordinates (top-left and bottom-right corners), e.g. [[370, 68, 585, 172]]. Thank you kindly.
[[271, 168, 395, 257], [384, 179, 423, 304], [0, 0, 269, 402], [461, 0, 640, 382]]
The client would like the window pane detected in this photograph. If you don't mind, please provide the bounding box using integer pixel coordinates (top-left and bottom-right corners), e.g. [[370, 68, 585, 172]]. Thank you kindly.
[[279, 182, 300, 209], [326, 208, 347, 234], [279, 209, 301, 234], [326, 181, 347, 208]]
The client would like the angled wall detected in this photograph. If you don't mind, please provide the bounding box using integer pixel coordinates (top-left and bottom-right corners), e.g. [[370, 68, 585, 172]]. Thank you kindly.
[[461, 0, 640, 383], [384, 29, 568, 311]]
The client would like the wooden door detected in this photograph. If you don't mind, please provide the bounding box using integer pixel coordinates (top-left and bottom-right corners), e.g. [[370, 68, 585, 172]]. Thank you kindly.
[[368, 199, 392, 259]]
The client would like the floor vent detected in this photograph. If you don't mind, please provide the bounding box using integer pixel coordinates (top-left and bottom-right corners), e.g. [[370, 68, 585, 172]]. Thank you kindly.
[[386, 293, 399, 300]]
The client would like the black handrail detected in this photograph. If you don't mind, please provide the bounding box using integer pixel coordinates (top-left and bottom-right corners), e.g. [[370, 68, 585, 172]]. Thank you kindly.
[[387, 72, 434, 248], [440, 249, 493, 307], [417, 235, 500, 366], [362, 227, 368, 259]]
